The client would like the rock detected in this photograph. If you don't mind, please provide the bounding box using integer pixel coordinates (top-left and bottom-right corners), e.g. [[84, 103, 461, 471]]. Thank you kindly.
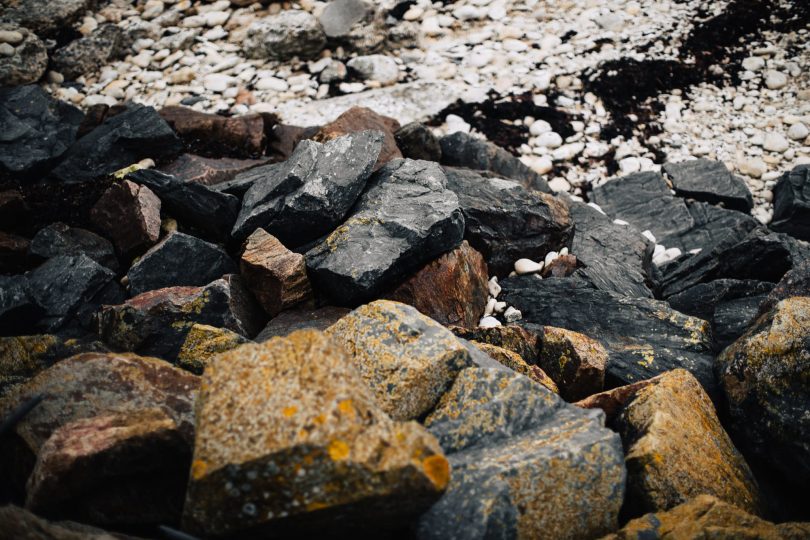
[[158, 154, 271, 186], [514, 258, 543, 275], [0, 505, 137, 540], [537, 326, 607, 401], [663, 159, 754, 212], [770, 164, 810, 241], [0, 0, 94, 37], [615, 369, 761, 517], [716, 296, 810, 487], [385, 241, 488, 329], [239, 229, 312, 317], [29, 222, 118, 272], [443, 167, 572, 275], [347, 54, 399, 85], [306, 159, 465, 305], [318, 59, 348, 83], [90, 179, 162, 258], [0, 275, 43, 336], [159, 106, 270, 159], [0, 25, 47, 86], [0, 230, 29, 274], [326, 300, 471, 420], [176, 324, 248, 375], [542, 253, 578, 277], [660, 201, 760, 253], [255, 305, 350, 342], [471, 341, 558, 393], [232, 131, 383, 246], [0, 86, 83, 177], [576, 377, 659, 424], [51, 24, 129, 81], [395, 122, 442, 162], [244, 10, 326, 61], [313, 107, 402, 170], [319, 0, 371, 37], [182, 329, 448, 538], [449, 325, 541, 364], [757, 260, 810, 316], [788, 122, 809, 141], [211, 162, 285, 198], [50, 104, 183, 183], [99, 275, 265, 360], [419, 367, 624, 539], [125, 169, 239, 240], [439, 132, 550, 192], [763, 132, 790, 153], [500, 276, 716, 393], [764, 70, 788, 90], [127, 232, 237, 296]]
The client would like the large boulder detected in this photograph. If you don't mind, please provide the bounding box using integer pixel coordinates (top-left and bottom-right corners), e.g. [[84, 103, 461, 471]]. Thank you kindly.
[[243, 10, 326, 60], [770, 164, 810, 241], [182, 330, 449, 538], [158, 106, 269, 159], [757, 260, 810, 316], [314, 106, 402, 170], [0, 505, 137, 540], [662, 200, 760, 253], [663, 158, 754, 212], [449, 325, 541, 364], [51, 24, 130, 81], [0, 0, 94, 36], [90, 179, 162, 258], [395, 122, 442, 162], [0, 25, 47, 86], [471, 341, 559, 393], [175, 324, 248, 375], [29, 222, 118, 272], [306, 159, 465, 305], [0, 230, 29, 274]]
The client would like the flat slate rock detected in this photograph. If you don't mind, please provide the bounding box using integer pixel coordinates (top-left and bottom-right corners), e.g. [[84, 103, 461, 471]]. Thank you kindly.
[[770, 164, 810, 241], [306, 159, 465, 305], [500, 276, 716, 393], [663, 159, 754, 212], [662, 201, 760, 253], [212, 161, 284, 198], [29, 222, 118, 272], [758, 260, 810, 317]]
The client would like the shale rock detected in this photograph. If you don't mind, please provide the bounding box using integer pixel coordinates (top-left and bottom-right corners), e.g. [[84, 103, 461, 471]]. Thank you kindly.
[[770, 164, 810, 241], [90, 180, 161, 257], [663, 158, 754, 212], [29, 222, 118, 272], [126, 232, 237, 296], [51, 24, 130, 81], [314, 107, 402, 170], [159, 106, 269, 159], [758, 260, 810, 316], [537, 326, 607, 401], [0, 25, 47, 86], [471, 341, 558, 393], [395, 122, 442, 162], [255, 305, 350, 342], [212, 161, 284, 198], [326, 300, 471, 420], [182, 330, 448, 538], [176, 324, 248, 375], [158, 153, 270, 186], [660, 201, 759, 253], [576, 377, 660, 424], [244, 10, 326, 61], [0, 275, 42, 336], [306, 159, 465, 305]]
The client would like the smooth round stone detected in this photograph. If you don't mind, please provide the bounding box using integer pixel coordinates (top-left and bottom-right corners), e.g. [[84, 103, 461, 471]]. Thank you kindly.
[[530, 119, 552, 136], [535, 131, 563, 148], [514, 258, 543, 275], [204, 11, 230, 27], [484, 297, 497, 317], [764, 70, 787, 90], [504, 306, 522, 322], [494, 301, 507, 313], [544, 251, 558, 266], [619, 156, 641, 174], [0, 30, 24, 45], [203, 73, 234, 92], [763, 132, 790, 153], [479, 316, 502, 329], [488, 277, 501, 298], [548, 177, 571, 193], [741, 56, 765, 71], [0, 43, 13, 57], [255, 77, 289, 91], [788, 123, 809, 141]]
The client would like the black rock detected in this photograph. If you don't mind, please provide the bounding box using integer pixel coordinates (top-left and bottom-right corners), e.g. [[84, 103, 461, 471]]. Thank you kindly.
[[306, 159, 465, 306], [211, 163, 285, 199], [443, 167, 572, 275], [126, 169, 239, 240], [51, 24, 130, 81], [500, 276, 717, 393], [50, 104, 184, 184], [29, 222, 119, 272], [0, 86, 83, 178], [127, 232, 237, 296], [663, 159, 753, 212], [231, 131, 383, 245], [439, 132, 550, 192], [770, 164, 810, 241], [757, 260, 810, 317], [662, 201, 759, 253], [715, 228, 810, 283], [395, 122, 442, 162], [0, 275, 43, 336]]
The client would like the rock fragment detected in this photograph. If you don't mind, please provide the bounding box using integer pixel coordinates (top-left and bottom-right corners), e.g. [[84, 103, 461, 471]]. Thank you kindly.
[[29, 222, 118, 272], [90, 179, 162, 257], [244, 10, 326, 60], [663, 158, 754, 212], [159, 106, 269, 159], [0, 25, 47, 86], [537, 326, 607, 401], [314, 107, 402, 170]]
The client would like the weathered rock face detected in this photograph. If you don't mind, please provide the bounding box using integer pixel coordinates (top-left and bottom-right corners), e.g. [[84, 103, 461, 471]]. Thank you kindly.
[[471, 341, 559, 393], [663, 158, 754, 212], [0, 86, 83, 177], [603, 495, 810, 540], [449, 325, 541, 364], [326, 300, 471, 420], [419, 367, 625, 540], [439, 132, 551, 192], [770, 164, 810, 241], [90, 179, 162, 258], [537, 326, 607, 401], [443, 167, 572, 275], [314, 106, 402, 170], [176, 324, 248, 375], [664, 201, 760, 253], [716, 297, 810, 487], [758, 260, 810, 316], [51, 24, 129, 81], [29, 222, 119, 272], [306, 159, 465, 305], [395, 122, 442, 162], [255, 305, 351, 342], [385, 241, 488, 329], [0, 0, 94, 37], [244, 10, 326, 60], [159, 153, 271, 186], [232, 131, 384, 246], [500, 276, 716, 393], [159, 106, 269, 159], [319, 0, 371, 38], [126, 232, 237, 296], [576, 377, 659, 424], [239, 229, 312, 317], [0, 25, 47, 86], [615, 369, 761, 517], [183, 330, 449, 538]]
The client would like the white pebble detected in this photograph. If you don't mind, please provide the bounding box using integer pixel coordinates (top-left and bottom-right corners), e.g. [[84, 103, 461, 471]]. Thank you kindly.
[[641, 230, 657, 243], [544, 251, 558, 266], [488, 277, 501, 298], [535, 131, 563, 148], [764, 70, 787, 90], [495, 301, 507, 314], [514, 258, 543, 275], [479, 316, 502, 329], [504, 306, 522, 323], [788, 123, 809, 141], [559, 247, 569, 256], [763, 132, 790, 153], [587, 202, 605, 215], [613, 219, 629, 226], [484, 297, 497, 317]]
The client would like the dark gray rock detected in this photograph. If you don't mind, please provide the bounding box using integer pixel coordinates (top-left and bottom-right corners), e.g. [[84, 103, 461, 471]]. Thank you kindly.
[[231, 131, 383, 245], [0, 86, 83, 177], [319, 0, 371, 37], [29, 222, 119, 272], [212, 162, 284, 198], [395, 122, 441, 162], [0, 0, 94, 36], [663, 159, 754, 212], [51, 24, 130, 81], [127, 232, 237, 296], [439, 132, 550, 192], [662, 201, 759, 253], [715, 228, 810, 283], [0, 275, 43, 336], [444, 167, 572, 275], [0, 25, 47, 86], [50, 104, 183, 183], [770, 164, 810, 241], [244, 10, 326, 60], [500, 276, 717, 393], [306, 159, 465, 305], [757, 260, 810, 317], [126, 169, 239, 240]]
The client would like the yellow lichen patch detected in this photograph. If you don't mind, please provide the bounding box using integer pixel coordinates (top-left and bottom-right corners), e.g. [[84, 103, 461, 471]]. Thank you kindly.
[[422, 455, 450, 490], [191, 459, 208, 480], [328, 439, 350, 461], [337, 399, 355, 417], [283, 406, 298, 418], [306, 501, 328, 512]]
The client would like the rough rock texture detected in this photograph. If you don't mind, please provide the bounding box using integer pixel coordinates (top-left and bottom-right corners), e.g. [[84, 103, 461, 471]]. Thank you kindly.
[[326, 300, 471, 420], [500, 276, 716, 393], [90, 180, 162, 257], [603, 495, 810, 540], [440, 132, 550, 192], [419, 367, 625, 540], [537, 326, 607, 401], [0, 25, 47, 86], [542, 253, 578, 277], [159, 106, 269, 159], [472, 341, 558, 393], [126, 232, 237, 296], [212, 161, 284, 198], [306, 159, 465, 305], [663, 158, 754, 212], [716, 297, 810, 487], [183, 330, 448, 538], [576, 377, 660, 424], [0, 85, 83, 177], [239, 228, 312, 317], [615, 369, 761, 517], [0, 0, 95, 36], [0, 505, 135, 540], [0, 275, 43, 336], [319, 0, 371, 37], [29, 222, 118, 272], [159, 153, 270, 186], [395, 122, 442, 162], [444, 167, 572, 275], [51, 24, 129, 81], [314, 106, 402, 170], [770, 164, 810, 241], [244, 10, 326, 60], [758, 260, 810, 316], [385, 240, 488, 329], [255, 305, 351, 342], [232, 131, 383, 246], [449, 325, 541, 364], [659, 200, 760, 253], [176, 324, 248, 375]]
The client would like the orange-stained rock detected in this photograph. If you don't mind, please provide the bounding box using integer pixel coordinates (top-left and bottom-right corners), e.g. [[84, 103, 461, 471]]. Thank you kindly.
[[314, 106, 401, 170], [471, 341, 558, 393], [386, 241, 488, 329], [90, 179, 161, 257], [255, 305, 351, 342], [176, 324, 248, 374], [576, 377, 659, 423], [538, 326, 607, 401], [542, 253, 578, 277], [449, 324, 541, 364]]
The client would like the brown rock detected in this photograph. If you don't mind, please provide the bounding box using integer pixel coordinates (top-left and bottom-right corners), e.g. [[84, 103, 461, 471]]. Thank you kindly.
[[159, 106, 272, 159], [158, 153, 271, 186], [615, 369, 761, 517], [385, 241, 488, 329], [267, 123, 319, 162], [449, 324, 541, 363], [471, 341, 558, 393], [0, 230, 30, 273], [538, 326, 607, 401], [314, 106, 402, 170], [240, 229, 312, 317], [542, 253, 578, 277], [90, 179, 161, 257], [255, 305, 351, 341], [576, 377, 659, 424], [176, 324, 248, 374]]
